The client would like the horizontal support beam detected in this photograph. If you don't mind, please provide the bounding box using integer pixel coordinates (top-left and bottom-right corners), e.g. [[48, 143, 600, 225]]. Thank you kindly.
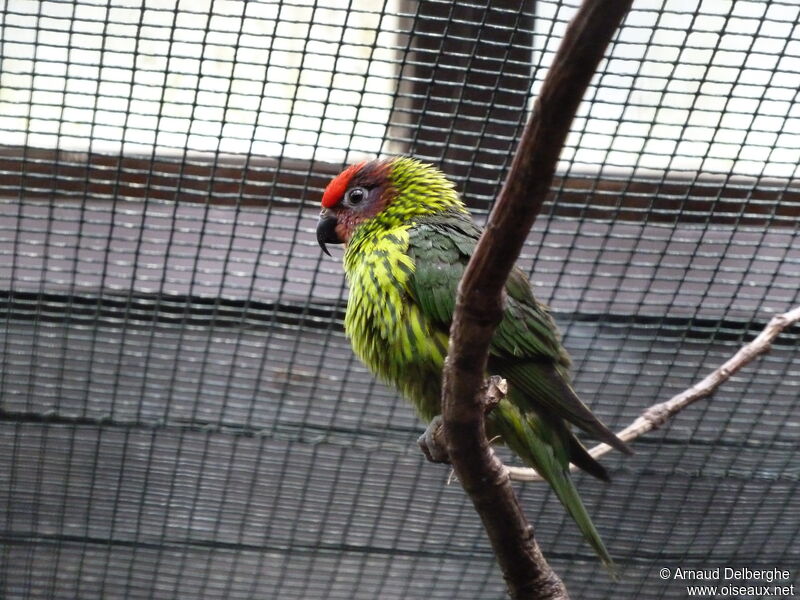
[[1, 146, 798, 226]]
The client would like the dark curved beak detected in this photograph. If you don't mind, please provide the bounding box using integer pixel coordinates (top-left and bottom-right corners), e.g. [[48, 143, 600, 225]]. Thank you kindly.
[[316, 210, 341, 257]]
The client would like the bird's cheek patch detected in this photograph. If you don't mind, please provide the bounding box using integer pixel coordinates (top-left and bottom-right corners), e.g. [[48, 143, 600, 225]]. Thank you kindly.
[[335, 221, 351, 243]]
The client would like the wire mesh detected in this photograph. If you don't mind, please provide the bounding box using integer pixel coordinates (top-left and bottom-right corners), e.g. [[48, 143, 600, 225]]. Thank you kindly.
[[0, 1, 798, 599]]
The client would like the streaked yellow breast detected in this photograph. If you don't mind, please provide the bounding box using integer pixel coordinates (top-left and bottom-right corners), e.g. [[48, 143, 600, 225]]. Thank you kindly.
[[343, 226, 448, 420]]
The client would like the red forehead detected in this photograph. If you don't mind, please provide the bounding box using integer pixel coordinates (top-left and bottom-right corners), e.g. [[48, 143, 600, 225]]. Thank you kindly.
[[322, 162, 365, 208]]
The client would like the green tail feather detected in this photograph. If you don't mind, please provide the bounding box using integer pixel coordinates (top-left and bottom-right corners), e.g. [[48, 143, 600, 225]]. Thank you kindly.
[[489, 396, 619, 577]]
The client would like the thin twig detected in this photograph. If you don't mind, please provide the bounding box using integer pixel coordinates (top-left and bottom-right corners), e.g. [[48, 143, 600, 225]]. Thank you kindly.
[[439, 1, 633, 598], [507, 305, 800, 483]]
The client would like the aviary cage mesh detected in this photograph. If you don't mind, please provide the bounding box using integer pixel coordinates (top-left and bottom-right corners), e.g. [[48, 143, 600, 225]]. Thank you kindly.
[[1, 1, 798, 598]]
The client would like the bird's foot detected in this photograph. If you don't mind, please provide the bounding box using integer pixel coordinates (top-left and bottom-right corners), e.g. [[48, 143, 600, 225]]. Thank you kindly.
[[418, 415, 449, 464], [417, 377, 508, 465]]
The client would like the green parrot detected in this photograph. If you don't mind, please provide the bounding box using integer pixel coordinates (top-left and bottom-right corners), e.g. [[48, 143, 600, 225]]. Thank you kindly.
[[316, 157, 631, 570]]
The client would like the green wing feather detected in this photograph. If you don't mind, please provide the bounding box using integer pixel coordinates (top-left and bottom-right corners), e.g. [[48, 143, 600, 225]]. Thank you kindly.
[[406, 213, 631, 456], [408, 215, 562, 361], [406, 212, 627, 572]]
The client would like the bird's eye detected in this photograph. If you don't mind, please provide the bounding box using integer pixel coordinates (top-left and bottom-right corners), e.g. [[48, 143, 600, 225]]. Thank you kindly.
[[346, 187, 366, 205]]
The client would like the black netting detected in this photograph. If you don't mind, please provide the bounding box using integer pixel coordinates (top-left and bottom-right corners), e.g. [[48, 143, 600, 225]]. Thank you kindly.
[[1, 1, 798, 599]]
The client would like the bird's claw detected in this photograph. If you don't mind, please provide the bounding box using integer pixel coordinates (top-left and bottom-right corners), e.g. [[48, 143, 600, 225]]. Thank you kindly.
[[417, 415, 449, 464], [417, 377, 507, 464]]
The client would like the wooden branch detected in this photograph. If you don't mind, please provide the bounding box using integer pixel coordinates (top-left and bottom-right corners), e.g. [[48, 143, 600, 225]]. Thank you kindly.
[[507, 305, 800, 483], [438, 1, 633, 598]]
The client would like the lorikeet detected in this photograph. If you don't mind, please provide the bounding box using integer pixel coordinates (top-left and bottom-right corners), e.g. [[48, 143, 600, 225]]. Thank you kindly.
[[316, 157, 631, 570]]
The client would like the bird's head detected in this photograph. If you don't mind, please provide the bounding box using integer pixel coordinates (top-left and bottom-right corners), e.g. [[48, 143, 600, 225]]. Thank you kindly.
[[316, 157, 464, 255]]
